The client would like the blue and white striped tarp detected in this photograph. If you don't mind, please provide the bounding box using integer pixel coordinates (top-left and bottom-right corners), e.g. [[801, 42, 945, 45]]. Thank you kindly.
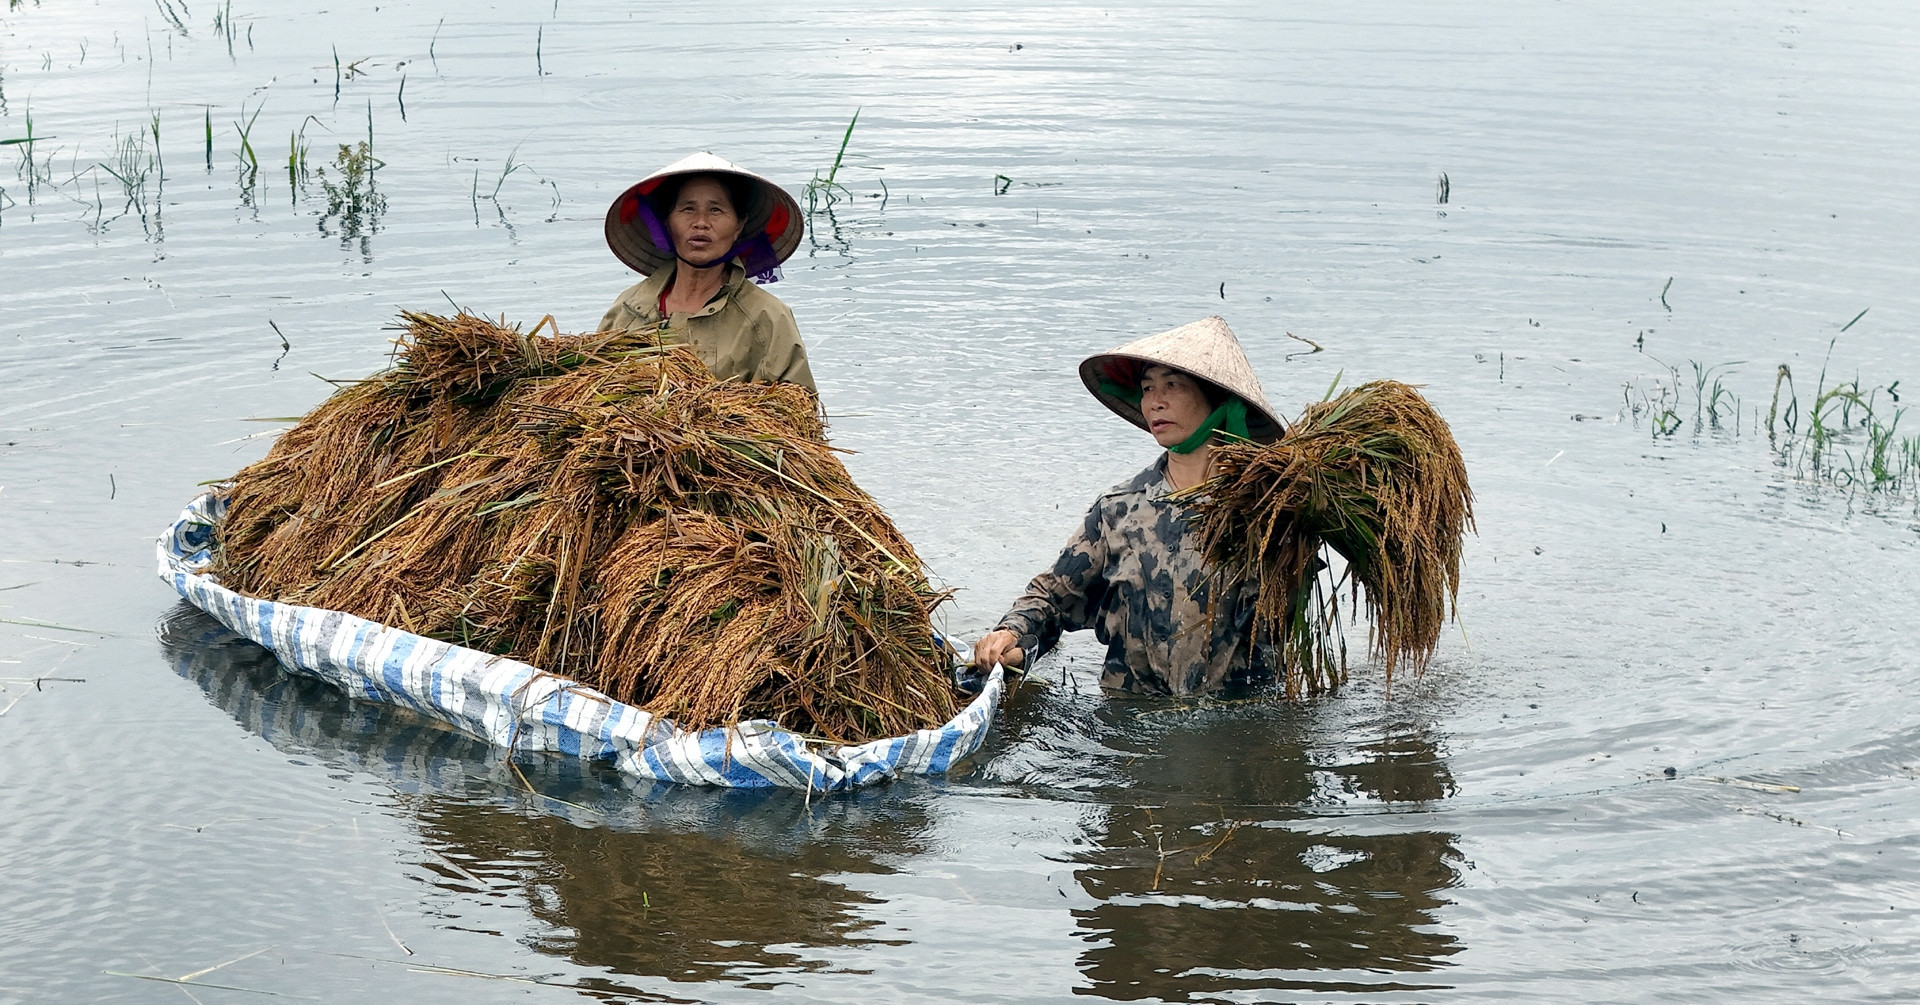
[[157, 492, 1003, 791]]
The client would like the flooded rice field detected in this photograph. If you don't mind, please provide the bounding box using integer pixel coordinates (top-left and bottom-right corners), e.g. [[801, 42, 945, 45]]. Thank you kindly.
[[4, 1, 1920, 1001]]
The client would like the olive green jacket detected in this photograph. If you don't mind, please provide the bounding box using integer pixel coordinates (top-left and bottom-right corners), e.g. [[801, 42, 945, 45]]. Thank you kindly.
[[597, 261, 816, 393]]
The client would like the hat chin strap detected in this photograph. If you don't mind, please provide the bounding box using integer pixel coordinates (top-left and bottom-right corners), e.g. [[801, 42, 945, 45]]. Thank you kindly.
[[1168, 398, 1248, 454], [675, 232, 781, 284], [1097, 379, 1250, 453]]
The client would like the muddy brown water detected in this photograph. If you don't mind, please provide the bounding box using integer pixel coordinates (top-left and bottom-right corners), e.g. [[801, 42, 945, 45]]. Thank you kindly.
[[4, 2, 1919, 1002]]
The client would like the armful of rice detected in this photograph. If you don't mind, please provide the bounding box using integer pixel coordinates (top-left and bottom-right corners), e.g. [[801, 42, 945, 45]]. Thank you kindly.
[[1177, 380, 1475, 699]]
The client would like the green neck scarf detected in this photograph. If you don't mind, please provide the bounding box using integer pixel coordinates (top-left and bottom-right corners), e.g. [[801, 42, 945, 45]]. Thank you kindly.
[[1099, 380, 1250, 454]]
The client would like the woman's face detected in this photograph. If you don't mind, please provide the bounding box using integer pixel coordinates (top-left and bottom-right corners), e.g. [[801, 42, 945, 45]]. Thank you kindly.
[[1139, 364, 1215, 448], [666, 176, 743, 267]]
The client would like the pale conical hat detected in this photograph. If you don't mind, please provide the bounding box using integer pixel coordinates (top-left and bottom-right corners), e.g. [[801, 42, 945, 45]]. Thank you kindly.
[[603, 151, 804, 277], [1078, 316, 1285, 443]]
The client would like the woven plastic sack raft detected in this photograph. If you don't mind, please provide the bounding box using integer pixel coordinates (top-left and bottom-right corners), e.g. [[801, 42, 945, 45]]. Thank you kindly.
[[157, 492, 1004, 791]]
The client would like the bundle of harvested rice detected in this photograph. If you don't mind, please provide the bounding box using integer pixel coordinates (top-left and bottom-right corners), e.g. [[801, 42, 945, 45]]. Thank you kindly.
[[214, 311, 958, 743], [1183, 380, 1473, 698]]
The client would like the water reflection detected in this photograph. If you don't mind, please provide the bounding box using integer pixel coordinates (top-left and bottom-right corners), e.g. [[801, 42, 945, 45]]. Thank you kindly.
[[1010, 686, 1464, 998], [158, 604, 933, 987], [159, 602, 502, 792], [1070, 807, 1461, 999], [412, 796, 925, 985], [160, 604, 1463, 996]]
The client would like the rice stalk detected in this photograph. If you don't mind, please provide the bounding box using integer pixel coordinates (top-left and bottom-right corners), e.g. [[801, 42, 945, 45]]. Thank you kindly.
[[213, 312, 956, 743], [1183, 381, 1473, 697]]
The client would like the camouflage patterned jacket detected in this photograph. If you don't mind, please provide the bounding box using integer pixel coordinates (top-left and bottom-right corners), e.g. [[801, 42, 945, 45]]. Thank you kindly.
[[996, 458, 1273, 695]]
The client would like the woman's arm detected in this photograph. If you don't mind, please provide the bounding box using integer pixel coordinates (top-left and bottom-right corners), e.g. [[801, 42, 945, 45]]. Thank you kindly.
[[756, 301, 816, 393], [974, 504, 1110, 668], [598, 280, 655, 332]]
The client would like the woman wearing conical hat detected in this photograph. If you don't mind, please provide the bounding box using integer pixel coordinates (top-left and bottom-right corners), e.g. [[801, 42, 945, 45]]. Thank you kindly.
[[973, 317, 1287, 695], [599, 152, 816, 392]]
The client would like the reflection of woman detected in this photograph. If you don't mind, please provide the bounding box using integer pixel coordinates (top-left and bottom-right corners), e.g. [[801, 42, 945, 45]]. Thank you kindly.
[[1073, 803, 1462, 995], [973, 317, 1287, 694], [599, 152, 816, 392], [1061, 713, 1462, 996]]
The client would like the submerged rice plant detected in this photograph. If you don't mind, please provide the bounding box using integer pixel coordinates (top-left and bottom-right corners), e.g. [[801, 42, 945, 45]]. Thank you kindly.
[[1797, 379, 1911, 490], [804, 108, 860, 215], [1625, 339, 1919, 496], [99, 127, 155, 211], [471, 144, 561, 226], [317, 141, 387, 257], [1622, 359, 1685, 437], [212, 0, 239, 56], [233, 97, 264, 204], [1691, 360, 1743, 431], [285, 115, 325, 198], [153, 0, 188, 36], [92, 120, 164, 235], [4, 103, 55, 202], [148, 109, 163, 178]]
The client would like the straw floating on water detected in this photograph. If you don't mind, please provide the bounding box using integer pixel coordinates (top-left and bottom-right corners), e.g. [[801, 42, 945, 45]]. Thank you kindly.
[[214, 311, 957, 743], [1184, 380, 1474, 697]]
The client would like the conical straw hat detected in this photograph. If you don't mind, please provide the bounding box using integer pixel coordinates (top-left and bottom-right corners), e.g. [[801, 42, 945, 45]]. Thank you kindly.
[[603, 151, 804, 277], [1078, 316, 1284, 443]]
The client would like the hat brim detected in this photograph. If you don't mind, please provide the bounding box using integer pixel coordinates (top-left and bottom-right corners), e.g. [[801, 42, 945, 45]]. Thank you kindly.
[[1079, 353, 1285, 444], [604, 156, 804, 276]]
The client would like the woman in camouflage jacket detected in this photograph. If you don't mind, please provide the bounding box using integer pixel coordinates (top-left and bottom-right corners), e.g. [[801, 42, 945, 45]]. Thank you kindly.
[[973, 317, 1287, 695]]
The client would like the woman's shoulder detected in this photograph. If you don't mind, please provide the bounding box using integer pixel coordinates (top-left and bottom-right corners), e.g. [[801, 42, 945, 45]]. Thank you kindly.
[[727, 278, 797, 324], [611, 275, 653, 300], [1079, 462, 1168, 527], [601, 275, 664, 328], [1099, 462, 1167, 500]]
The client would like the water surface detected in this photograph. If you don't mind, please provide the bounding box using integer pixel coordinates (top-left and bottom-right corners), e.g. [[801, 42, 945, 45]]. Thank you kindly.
[[4, 2, 1919, 1001]]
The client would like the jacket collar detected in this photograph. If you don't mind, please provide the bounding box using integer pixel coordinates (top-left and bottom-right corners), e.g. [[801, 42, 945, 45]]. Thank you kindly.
[[639, 260, 746, 319]]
